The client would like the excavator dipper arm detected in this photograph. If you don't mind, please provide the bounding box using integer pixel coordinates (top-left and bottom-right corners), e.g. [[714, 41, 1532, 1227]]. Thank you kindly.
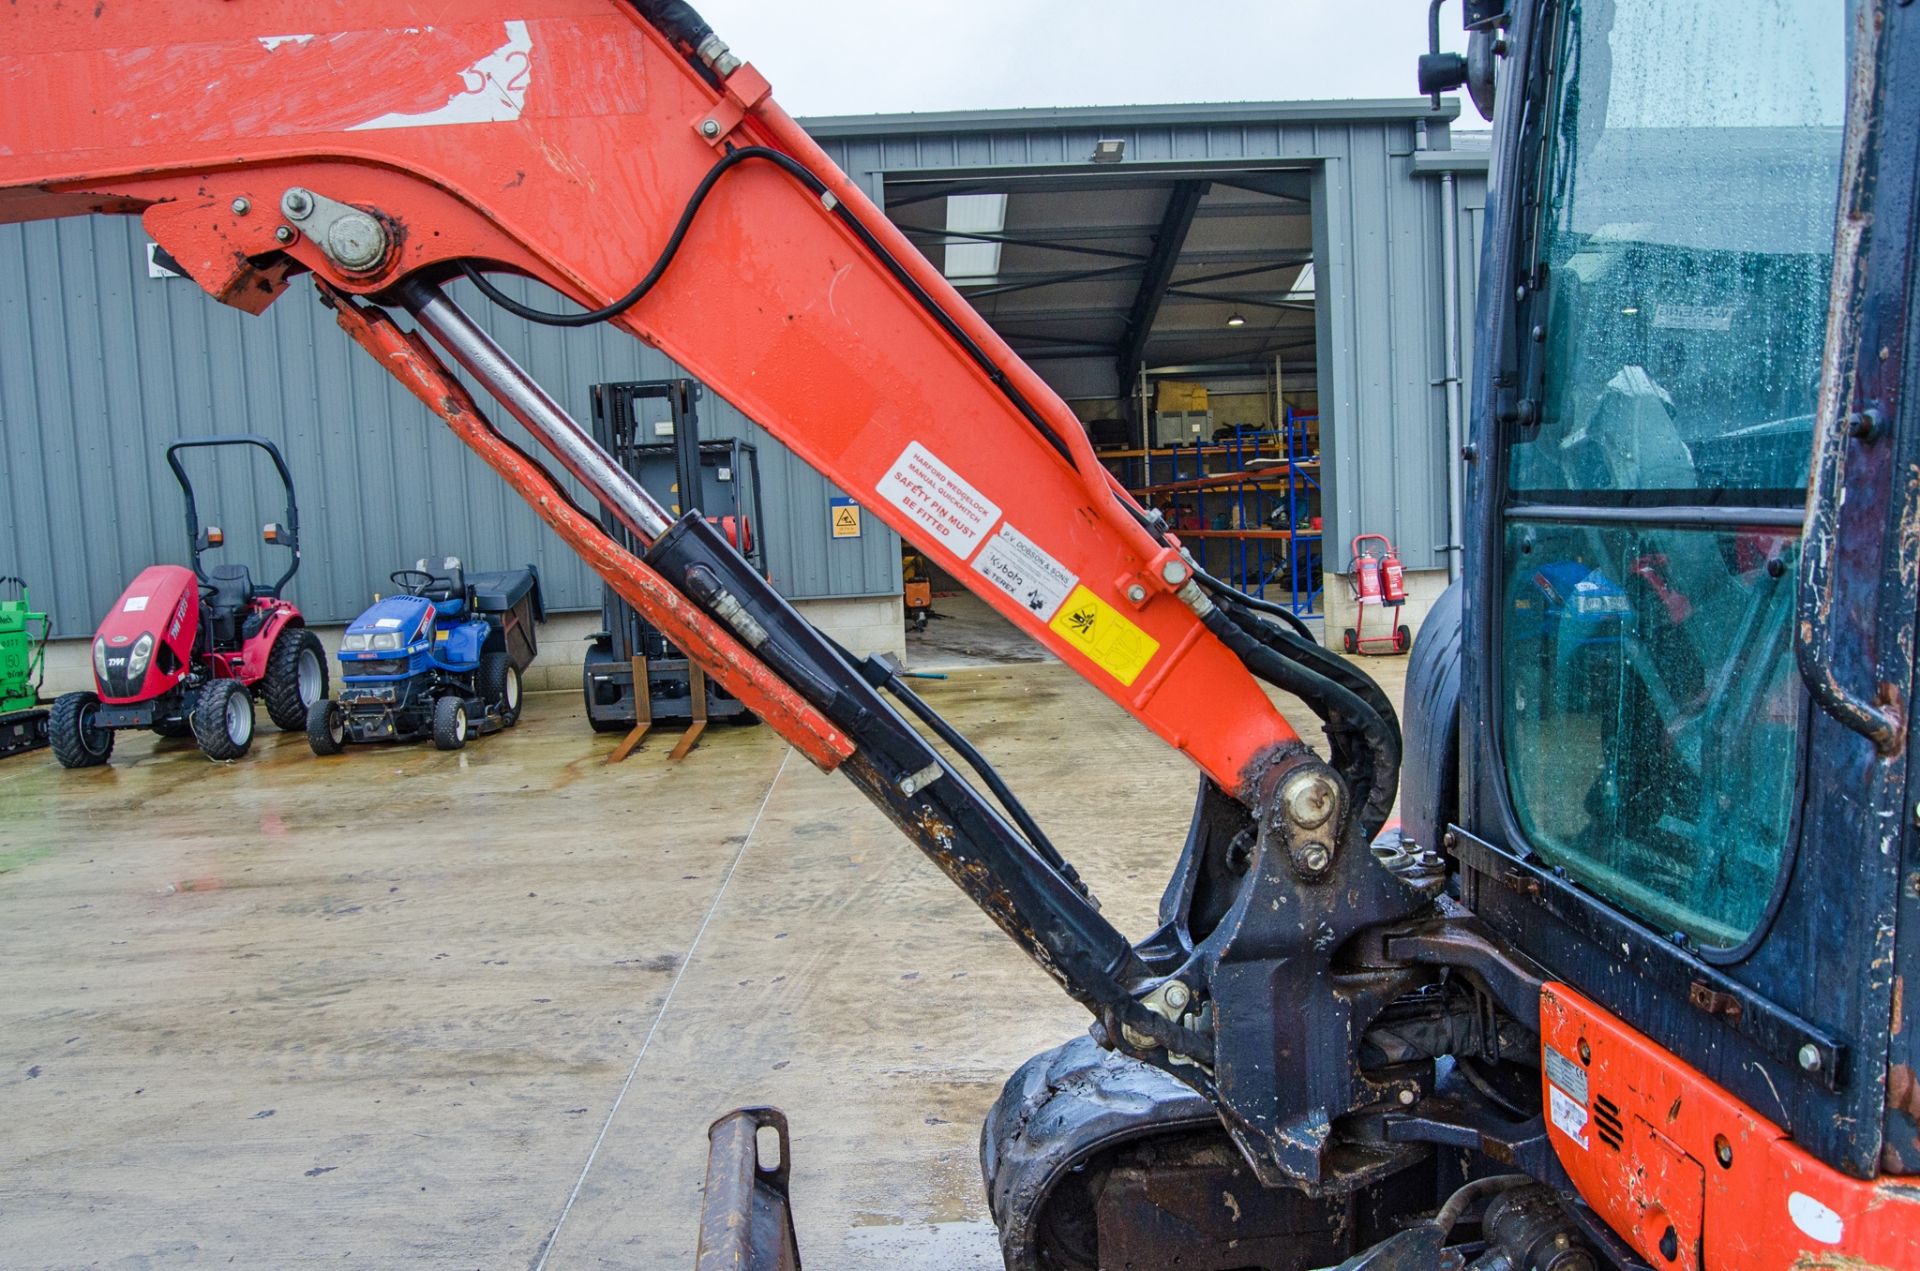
[[1, 0, 1422, 1202]]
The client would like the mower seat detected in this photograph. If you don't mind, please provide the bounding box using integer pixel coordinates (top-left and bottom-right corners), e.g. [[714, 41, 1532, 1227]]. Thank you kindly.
[[205, 563, 254, 617], [416, 556, 467, 617]]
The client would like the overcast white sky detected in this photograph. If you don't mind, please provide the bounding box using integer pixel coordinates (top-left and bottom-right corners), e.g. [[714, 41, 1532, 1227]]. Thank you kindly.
[[695, 1, 1470, 118]]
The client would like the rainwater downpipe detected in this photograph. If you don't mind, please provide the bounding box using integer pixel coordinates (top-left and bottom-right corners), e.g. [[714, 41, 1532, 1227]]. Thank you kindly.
[[1439, 168, 1465, 583]]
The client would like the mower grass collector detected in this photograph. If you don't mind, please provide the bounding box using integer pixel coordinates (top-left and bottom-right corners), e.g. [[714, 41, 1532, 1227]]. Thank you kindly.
[[0, 577, 52, 759], [49, 436, 328, 768], [308, 557, 541, 754]]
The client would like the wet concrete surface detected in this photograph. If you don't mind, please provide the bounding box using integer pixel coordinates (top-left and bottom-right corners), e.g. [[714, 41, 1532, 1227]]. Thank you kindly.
[[905, 593, 1052, 670], [0, 652, 1407, 1269]]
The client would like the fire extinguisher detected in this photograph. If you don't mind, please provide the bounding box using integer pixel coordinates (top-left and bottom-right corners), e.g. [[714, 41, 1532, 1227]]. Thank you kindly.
[[1381, 543, 1407, 607], [1354, 543, 1383, 605]]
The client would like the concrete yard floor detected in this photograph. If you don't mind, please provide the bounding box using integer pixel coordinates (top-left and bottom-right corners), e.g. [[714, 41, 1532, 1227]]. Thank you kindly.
[[0, 655, 1407, 1270]]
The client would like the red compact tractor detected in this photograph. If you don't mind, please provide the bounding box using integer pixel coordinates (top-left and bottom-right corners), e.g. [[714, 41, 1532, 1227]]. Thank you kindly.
[[50, 436, 328, 766]]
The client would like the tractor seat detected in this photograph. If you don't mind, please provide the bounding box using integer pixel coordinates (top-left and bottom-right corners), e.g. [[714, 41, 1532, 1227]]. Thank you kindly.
[[205, 563, 254, 616], [416, 556, 467, 617]]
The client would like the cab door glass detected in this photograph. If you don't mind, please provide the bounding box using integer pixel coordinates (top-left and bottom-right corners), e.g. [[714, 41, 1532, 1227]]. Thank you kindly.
[[1510, 0, 1846, 498], [1499, 0, 1843, 948]]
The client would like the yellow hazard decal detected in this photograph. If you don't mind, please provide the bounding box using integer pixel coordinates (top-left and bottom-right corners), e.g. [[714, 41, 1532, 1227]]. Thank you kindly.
[[1049, 585, 1159, 686]]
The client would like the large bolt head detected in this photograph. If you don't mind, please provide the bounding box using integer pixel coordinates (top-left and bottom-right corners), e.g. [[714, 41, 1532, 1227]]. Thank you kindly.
[[1300, 844, 1331, 872], [327, 213, 387, 271], [1161, 559, 1188, 584], [1162, 981, 1191, 1012], [281, 188, 314, 220], [1280, 770, 1339, 830]]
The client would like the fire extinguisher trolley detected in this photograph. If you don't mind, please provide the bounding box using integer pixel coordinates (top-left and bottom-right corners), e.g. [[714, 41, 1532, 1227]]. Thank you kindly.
[[1342, 533, 1411, 655]]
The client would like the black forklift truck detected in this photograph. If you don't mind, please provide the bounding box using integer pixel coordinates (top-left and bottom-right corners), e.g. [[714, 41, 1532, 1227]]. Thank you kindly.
[[582, 379, 768, 746]]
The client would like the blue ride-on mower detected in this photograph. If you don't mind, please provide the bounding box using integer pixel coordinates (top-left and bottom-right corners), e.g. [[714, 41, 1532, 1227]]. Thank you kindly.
[[307, 557, 542, 754]]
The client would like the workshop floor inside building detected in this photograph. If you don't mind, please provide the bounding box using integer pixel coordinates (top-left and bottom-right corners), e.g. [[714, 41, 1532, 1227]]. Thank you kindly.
[[0, 645, 1407, 1269]]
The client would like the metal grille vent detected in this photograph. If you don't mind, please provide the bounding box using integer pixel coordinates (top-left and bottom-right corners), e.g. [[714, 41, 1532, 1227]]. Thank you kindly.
[[1593, 1094, 1624, 1150]]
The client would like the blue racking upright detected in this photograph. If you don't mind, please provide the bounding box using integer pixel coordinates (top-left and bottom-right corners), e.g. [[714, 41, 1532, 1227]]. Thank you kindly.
[[1099, 408, 1323, 616]]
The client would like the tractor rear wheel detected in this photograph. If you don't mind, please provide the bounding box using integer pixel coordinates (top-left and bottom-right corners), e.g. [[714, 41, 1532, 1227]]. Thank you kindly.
[[433, 696, 469, 751], [482, 653, 523, 727], [50, 692, 114, 768], [264, 627, 328, 731], [307, 699, 347, 756], [193, 680, 255, 761]]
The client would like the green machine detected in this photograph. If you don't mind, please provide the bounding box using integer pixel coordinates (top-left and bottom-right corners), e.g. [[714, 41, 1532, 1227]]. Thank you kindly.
[[0, 577, 51, 759]]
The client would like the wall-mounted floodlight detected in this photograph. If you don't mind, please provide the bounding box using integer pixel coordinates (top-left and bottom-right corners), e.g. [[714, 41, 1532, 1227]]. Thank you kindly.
[[1090, 139, 1126, 164]]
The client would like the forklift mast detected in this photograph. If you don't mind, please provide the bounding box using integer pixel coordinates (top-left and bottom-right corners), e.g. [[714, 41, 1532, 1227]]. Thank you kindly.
[[3, 1, 1917, 1267], [584, 377, 766, 728]]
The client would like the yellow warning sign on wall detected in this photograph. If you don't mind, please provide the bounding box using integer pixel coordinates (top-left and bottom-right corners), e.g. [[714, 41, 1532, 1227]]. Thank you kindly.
[[830, 497, 862, 539], [1048, 585, 1159, 686]]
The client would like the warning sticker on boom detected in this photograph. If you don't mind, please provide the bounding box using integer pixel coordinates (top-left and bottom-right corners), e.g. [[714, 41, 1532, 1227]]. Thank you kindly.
[[878, 441, 1001, 559], [1049, 585, 1159, 687], [972, 522, 1078, 621]]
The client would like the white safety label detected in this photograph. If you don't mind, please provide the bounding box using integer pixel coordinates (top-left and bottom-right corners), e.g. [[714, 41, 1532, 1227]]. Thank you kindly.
[[878, 441, 1001, 559], [972, 522, 1078, 621], [122, 596, 149, 613], [1547, 1084, 1590, 1150]]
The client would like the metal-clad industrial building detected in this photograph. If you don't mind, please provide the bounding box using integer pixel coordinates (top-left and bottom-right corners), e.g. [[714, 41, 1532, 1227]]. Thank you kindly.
[[0, 97, 1485, 655]]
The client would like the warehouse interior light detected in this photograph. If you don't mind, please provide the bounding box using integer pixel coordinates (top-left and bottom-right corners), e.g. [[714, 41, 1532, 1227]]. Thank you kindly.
[[1090, 138, 1126, 164], [1225, 311, 1247, 327]]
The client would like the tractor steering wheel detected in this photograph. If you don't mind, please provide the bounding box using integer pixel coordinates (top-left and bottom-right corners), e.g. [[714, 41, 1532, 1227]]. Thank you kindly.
[[389, 569, 438, 596]]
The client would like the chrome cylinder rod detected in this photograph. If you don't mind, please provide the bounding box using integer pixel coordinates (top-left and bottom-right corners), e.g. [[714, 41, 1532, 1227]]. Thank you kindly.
[[397, 278, 676, 544]]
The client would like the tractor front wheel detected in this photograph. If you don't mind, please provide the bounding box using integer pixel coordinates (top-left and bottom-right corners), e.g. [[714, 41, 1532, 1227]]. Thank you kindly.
[[433, 696, 469, 751], [193, 680, 255, 761], [482, 653, 523, 727], [307, 699, 347, 756], [50, 692, 114, 769], [264, 628, 329, 732]]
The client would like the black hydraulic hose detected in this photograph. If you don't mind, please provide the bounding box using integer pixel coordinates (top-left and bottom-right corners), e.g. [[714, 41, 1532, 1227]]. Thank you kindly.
[[869, 663, 1090, 900], [1200, 604, 1399, 841], [456, 147, 1082, 469], [1195, 566, 1316, 640], [1114, 494, 1318, 642], [627, 0, 714, 50], [457, 146, 786, 328], [1220, 598, 1402, 757]]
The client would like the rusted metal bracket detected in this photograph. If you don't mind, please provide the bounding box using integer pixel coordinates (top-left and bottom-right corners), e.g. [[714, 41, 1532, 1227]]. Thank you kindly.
[[696, 1107, 802, 1271]]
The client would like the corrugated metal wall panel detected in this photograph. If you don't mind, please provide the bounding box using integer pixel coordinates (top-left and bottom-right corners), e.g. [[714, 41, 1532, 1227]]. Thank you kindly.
[[0, 218, 900, 638]]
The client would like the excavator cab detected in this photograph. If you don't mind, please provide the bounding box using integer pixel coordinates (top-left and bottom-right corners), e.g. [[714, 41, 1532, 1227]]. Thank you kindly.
[[1390, 1, 1920, 1267]]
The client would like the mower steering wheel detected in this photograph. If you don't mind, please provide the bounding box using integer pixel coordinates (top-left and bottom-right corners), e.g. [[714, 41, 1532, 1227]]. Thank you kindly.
[[390, 569, 439, 596]]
